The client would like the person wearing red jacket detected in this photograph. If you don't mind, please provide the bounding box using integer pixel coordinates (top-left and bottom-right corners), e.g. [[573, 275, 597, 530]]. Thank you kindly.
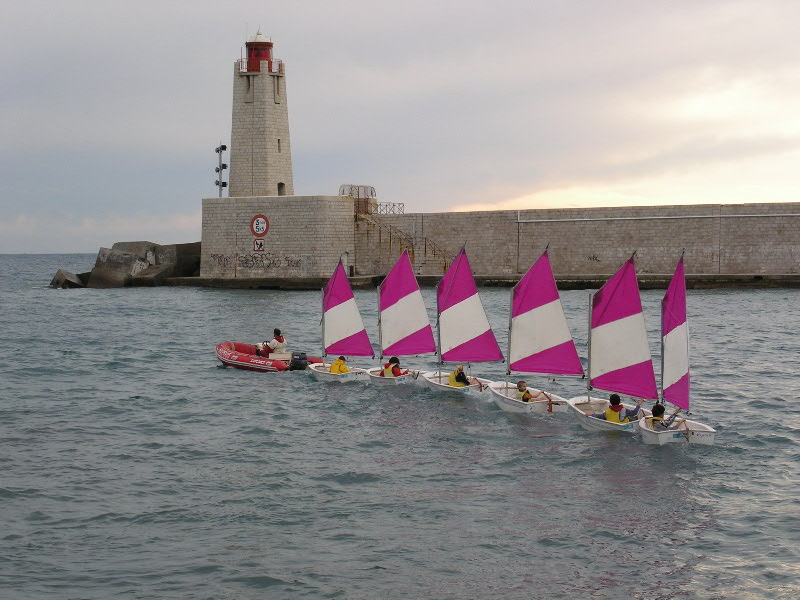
[[256, 328, 287, 356], [380, 356, 408, 377]]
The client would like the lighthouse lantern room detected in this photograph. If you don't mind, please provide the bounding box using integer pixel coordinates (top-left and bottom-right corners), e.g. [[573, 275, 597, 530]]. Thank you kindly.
[[243, 31, 280, 73]]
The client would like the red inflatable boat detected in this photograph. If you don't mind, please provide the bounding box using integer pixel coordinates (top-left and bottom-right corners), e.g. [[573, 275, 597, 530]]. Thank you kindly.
[[215, 342, 322, 373]]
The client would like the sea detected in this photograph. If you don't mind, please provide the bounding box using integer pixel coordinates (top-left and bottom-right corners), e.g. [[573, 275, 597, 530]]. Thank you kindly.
[[1, 253, 798, 600]]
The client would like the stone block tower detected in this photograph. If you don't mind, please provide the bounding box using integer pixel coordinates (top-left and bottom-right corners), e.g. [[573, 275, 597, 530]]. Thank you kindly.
[[228, 31, 294, 197]]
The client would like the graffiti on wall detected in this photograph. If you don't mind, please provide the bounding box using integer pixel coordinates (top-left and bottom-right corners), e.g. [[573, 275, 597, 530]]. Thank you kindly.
[[238, 253, 302, 269], [210, 254, 233, 269], [207, 253, 303, 272]]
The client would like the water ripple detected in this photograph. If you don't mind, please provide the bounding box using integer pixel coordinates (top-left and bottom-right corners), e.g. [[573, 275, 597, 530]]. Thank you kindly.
[[0, 256, 798, 599]]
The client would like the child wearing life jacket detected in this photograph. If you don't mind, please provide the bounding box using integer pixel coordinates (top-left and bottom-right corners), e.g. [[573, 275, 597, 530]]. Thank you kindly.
[[329, 356, 350, 374], [380, 356, 408, 377], [647, 403, 685, 430], [588, 393, 643, 423], [515, 380, 533, 401], [449, 364, 470, 387]]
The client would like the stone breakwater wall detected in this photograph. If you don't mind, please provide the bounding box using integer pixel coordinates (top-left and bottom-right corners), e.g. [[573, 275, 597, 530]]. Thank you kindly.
[[68, 199, 797, 290], [359, 202, 800, 277]]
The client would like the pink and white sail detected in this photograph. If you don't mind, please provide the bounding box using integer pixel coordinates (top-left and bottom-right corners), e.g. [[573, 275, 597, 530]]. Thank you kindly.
[[322, 261, 373, 356], [437, 249, 503, 363], [510, 250, 584, 376], [589, 256, 658, 399], [378, 250, 436, 357], [661, 256, 690, 410]]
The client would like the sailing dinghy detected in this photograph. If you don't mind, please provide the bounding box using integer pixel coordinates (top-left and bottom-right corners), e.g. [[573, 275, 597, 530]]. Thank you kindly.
[[308, 260, 372, 382], [638, 256, 716, 444], [567, 255, 656, 432], [488, 249, 584, 413], [366, 250, 436, 385], [421, 248, 502, 394]]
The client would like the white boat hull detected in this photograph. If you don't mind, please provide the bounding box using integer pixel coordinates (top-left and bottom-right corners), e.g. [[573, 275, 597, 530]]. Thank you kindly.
[[365, 367, 419, 385], [637, 416, 716, 445], [567, 396, 651, 432], [420, 372, 492, 394], [488, 381, 569, 413], [308, 362, 367, 383]]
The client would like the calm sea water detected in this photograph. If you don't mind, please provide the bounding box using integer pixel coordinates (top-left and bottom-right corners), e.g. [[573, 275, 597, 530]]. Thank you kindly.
[[1, 254, 798, 600]]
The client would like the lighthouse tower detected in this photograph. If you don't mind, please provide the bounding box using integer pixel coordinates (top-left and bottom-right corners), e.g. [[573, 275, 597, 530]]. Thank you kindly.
[[228, 31, 294, 197]]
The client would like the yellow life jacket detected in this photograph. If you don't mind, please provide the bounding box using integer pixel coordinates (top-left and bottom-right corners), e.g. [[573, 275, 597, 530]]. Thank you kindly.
[[448, 371, 466, 387], [605, 406, 629, 423], [330, 359, 349, 374], [515, 390, 532, 402], [648, 416, 664, 430], [383, 364, 396, 377]]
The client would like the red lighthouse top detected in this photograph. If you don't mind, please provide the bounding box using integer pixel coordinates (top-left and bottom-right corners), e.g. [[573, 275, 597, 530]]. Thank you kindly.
[[244, 30, 275, 73]]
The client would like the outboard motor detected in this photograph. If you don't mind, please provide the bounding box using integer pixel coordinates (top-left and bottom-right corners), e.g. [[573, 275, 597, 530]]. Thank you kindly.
[[289, 352, 309, 371]]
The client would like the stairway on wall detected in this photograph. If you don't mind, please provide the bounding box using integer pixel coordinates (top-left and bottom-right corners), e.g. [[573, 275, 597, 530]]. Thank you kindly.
[[355, 213, 452, 276]]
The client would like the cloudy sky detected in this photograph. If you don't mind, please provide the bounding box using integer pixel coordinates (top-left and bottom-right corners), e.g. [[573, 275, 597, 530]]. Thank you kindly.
[[2, 0, 800, 253]]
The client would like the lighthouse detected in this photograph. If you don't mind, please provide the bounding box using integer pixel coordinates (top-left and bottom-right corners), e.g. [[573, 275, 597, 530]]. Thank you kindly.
[[228, 31, 294, 197]]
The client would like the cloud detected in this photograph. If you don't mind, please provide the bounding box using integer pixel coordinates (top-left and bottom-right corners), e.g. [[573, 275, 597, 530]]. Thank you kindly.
[[0, 210, 202, 254], [2, 0, 800, 252]]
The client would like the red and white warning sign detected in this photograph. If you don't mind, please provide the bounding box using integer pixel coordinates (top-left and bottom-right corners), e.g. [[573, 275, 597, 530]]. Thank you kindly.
[[253, 239, 265, 251], [250, 214, 269, 237]]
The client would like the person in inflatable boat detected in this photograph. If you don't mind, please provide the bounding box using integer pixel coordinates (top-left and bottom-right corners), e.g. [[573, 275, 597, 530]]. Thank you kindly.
[[588, 393, 644, 422], [380, 356, 408, 377], [449, 364, 470, 387], [329, 356, 350, 374], [647, 403, 686, 431], [256, 328, 287, 356]]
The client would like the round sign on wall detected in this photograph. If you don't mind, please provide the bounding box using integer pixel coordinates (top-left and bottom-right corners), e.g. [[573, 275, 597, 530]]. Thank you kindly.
[[250, 215, 269, 237]]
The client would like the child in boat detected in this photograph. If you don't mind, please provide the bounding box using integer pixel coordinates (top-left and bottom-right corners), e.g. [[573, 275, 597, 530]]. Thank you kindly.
[[329, 356, 350, 374], [514, 380, 546, 402], [380, 356, 408, 377], [449, 364, 470, 387], [515, 380, 533, 401], [588, 393, 644, 422], [648, 403, 686, 430]]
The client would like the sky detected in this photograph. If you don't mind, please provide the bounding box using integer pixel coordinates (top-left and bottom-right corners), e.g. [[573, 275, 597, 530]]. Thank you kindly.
[[2, 0, 800, 253]]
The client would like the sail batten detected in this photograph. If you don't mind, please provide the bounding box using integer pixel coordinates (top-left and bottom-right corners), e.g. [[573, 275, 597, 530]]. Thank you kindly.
[[588, 257, 657, 399], [662, 256, 690, 410], [322, 261, 373, 356], [436, 249, 503, 363], [378, 250, 436, 357], [509, 250, 583, 376]]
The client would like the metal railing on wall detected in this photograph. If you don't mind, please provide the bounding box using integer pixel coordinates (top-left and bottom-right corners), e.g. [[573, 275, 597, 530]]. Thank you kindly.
[[237, 59, 284, 73], [375, 202, 405, 215], [357, 213, 451, 273]]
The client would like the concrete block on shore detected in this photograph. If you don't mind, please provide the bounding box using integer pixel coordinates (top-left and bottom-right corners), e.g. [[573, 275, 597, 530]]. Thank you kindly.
[[87, 246, 152, 288], [131, 263, 176, 286], [50, 240, 202, 289], [49, 269, 88, 289]]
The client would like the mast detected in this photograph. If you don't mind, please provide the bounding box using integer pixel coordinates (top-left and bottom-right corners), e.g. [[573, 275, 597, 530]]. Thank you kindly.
[[376, 284, 383, 361], [660, 280, 665, 405], [435, 277, 443, 376], [320, 287, 326, 359], [505, 285, 513, 385], [586, 290, 593, 403]]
